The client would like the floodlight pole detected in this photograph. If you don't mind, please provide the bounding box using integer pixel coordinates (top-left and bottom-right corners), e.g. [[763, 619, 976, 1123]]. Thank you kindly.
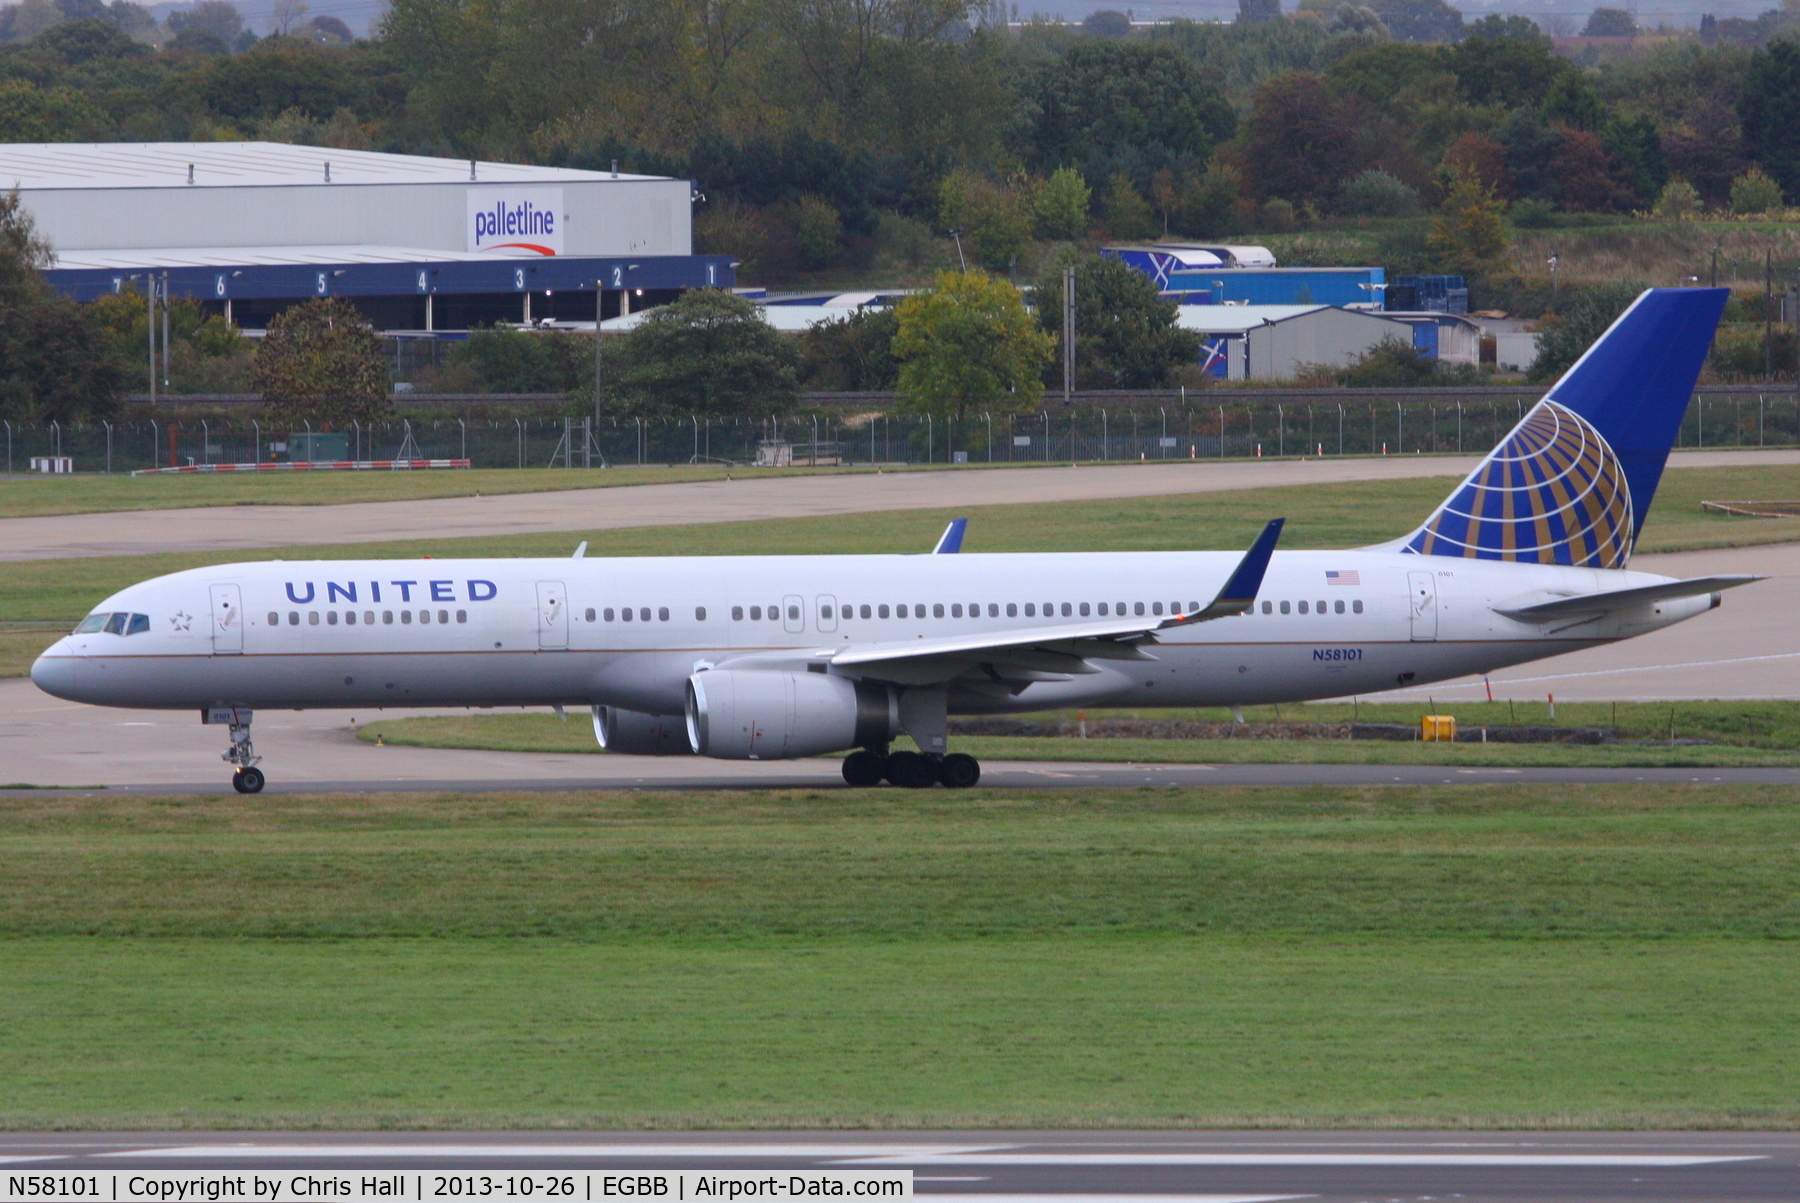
[[594, 280, 604, 432], [160, 272, 171, 390]]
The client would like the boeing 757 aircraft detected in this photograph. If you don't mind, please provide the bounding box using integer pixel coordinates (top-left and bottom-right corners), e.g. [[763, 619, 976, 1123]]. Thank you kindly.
[[33, 288, 1757, 792]]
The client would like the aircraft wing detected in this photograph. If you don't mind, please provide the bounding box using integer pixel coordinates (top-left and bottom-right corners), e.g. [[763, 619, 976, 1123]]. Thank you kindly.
[[826, 519, 1283, 686], [1495, 574, 1762, 621]]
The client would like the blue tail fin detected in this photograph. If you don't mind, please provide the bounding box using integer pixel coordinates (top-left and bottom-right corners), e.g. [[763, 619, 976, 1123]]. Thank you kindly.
[[1401, 287, 1727, 569]]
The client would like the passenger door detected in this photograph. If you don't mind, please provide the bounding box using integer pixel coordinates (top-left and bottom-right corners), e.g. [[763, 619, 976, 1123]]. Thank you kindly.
[[209, 583, 243, 654], [782, 594, 805, 635], [1407, 571, 1438, 642], [537, 581, 569, 650]]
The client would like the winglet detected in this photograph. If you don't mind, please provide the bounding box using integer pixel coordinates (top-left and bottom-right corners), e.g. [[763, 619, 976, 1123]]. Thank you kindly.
[[1175, 518, 1284, 623], [572, 541, 588, 559], [933, 519, 968, 554]]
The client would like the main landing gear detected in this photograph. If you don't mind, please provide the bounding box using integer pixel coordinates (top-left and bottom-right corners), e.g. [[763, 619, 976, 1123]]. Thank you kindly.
[[841, 747, 981, 789], [223, 719, 265, 794]]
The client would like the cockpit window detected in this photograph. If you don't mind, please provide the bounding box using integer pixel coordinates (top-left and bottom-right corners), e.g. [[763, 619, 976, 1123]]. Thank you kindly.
[[76, 611, 150, 635]]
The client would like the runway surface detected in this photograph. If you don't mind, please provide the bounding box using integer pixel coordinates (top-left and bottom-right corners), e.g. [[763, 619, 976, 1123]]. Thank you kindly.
[[0, 1130, 1794, 1202], [8, 449, 1794, 561], [6, 672, 1798, 793]]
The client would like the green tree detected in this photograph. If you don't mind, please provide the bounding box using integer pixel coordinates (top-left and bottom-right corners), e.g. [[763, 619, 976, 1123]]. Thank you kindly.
[[1582, 7, 1636, 36], [892, 272, 1053, 423], [1451, 16, 1570, 108], [1102, 173, 1156, 239], [1034, 253, 1203, 389], [1529, 282, 1644, 382], [937, 171, 1035, 270], [1175, 168, 1242, 237], [1730, 166, 1785, 213], [798, 307, 900, 391], [0, 80, 109, 141], [0, 190, 126, 421], [1740, 40, 1800, 204], [1017, 41, 1237, 179], [449, 326, 562, 392], [794, 195, 844, 270], [1340, 168, 1422, 216], [1653, 176, 1704, 219], [251, 296, 390, 427], [1035, 167, 1092, 240], [607, 289, 798, 419], [1426, 168, 1509, 273], [1364, 0, 1463, 42]]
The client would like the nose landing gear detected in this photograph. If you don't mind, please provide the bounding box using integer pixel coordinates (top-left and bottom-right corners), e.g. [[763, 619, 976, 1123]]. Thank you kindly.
[[223, 719, 264, 794]]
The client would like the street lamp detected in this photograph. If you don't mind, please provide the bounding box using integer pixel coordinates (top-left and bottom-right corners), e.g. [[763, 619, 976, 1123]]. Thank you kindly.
[[948, 229, 967, 272]]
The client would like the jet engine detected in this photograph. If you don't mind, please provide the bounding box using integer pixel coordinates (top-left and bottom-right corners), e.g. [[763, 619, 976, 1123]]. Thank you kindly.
[[592, 705, 694, 755], [685, 670, 898, 759]]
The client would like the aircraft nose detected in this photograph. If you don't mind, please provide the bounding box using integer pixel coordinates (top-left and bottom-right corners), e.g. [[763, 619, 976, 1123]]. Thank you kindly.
[[30, 642, 79, 700]]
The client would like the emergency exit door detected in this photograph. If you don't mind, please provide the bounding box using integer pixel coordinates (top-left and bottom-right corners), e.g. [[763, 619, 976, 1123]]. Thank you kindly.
[[1407, 571, 1438, 641], [209, 583, 243, 654], [537, 581, 568, 649]]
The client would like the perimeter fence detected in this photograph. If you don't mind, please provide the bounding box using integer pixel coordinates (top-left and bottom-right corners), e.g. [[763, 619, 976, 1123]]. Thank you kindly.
[[5, 387, 1797, 474]]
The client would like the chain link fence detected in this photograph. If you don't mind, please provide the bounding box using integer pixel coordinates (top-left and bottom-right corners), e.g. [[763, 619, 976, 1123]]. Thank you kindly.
[[5, 388, 1797, 474]]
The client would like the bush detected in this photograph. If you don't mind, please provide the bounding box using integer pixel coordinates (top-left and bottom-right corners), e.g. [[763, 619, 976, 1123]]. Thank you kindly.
[[1259, 198, 1298, 232], [1339, 169, 1422, 218], [1035, 168, 1092, 240], [252, 297, 390, 426], [450, 327, 563, 393], [1331, 337, 1478, 387], [1729, 168, 1785, 216], [606, 289, 799, 419], [794, 195, 843, 270], [1653, 178, 1703, 221], [798, 307, 900, 390], [1528, 282, 1645, 382]]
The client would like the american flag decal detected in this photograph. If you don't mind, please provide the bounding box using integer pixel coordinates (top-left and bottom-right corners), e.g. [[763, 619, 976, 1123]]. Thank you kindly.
[[1326, 570, 1360, 586]]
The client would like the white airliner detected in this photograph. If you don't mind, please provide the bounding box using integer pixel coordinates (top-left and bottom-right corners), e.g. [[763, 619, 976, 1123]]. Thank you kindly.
[[33, 288, 1757, 792]]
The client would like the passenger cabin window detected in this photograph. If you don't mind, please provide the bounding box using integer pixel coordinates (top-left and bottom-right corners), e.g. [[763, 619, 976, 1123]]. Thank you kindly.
[[456, 610, 467, 623], [878, 604, 890, 618], [622, 608, 634, 622], [658, 607, 670, 622], [862, 605, 873, 618], [1280, 601, 1291, 615], [1297, 601, 1307, 614], [267, 611, 279, 626], [401, 611, 412, 624], [1353, 599, 1364, 613], [585, 608, 596, 622], [1261, 601, 1272, 615], [896, 604, 908, 618], [934, 604, 945, 618], [1152, 602, 1162, 615], [732, 606, 744, 621], [1007, 604, 1017, 617], [1061, 603, 1072, 617], [382, 611, 393, 624], [822, 604, 835, 619], [345, 611, 357, 625], [604, 608, 615, 622], [1334, 600, 1345, 614], [419, 610, 431, 624], [439, 610, 450, 624], [695, 607, 706, 621], [310, 612, 320, 625]]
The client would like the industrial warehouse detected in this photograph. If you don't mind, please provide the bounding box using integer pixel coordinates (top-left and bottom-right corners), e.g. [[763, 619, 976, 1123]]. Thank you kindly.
[[2, 141, 734, 329]]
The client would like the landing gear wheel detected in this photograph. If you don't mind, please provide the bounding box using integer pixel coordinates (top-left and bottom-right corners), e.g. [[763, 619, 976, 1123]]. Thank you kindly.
[[232, 766, 265, 794], [938, 753, 980, 788], [841, 749, 887, 787], [885, 750, 938, 789]]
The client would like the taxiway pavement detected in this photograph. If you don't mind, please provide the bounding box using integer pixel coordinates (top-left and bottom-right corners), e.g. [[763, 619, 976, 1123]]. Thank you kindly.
[[8, 449, 1796, 561], [0, 1130, 1794, 1203]]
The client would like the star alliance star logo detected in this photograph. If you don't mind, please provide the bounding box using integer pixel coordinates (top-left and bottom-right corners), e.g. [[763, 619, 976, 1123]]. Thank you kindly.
[[170, 611, 192, 631]]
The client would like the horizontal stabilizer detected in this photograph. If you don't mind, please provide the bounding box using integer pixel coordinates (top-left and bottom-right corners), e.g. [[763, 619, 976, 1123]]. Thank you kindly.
[[1496, 574, 1761, 620]]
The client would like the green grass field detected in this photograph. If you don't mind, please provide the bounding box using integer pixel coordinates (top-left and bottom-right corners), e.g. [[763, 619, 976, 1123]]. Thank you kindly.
[[358, 696, 1800, 767], [3, 463, 1794, 642], [0, 785, 1795, 1127], [0, 464, 972, 520]]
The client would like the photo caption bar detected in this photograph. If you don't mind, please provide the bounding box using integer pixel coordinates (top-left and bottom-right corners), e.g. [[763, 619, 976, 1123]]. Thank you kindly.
[[1, 1174, 911, 1203]]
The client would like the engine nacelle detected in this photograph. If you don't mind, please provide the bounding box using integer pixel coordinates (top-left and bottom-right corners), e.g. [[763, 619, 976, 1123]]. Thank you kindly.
[[592, 705, 694, 755], [685, 670, 898, 759]]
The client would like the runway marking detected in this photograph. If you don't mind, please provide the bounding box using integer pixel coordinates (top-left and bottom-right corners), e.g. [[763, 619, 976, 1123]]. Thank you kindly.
[[839, 1153, 1765, 1167], [100, 1145, 1015, 1160], [0, 1157, 61, 1164]]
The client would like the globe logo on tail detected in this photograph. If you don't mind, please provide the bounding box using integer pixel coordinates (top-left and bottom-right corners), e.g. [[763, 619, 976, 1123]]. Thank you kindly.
[[1405, 399, 1634, 570]]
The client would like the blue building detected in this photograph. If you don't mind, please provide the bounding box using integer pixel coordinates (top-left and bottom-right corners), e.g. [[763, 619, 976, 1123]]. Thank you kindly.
[[1101, 245, 1386, 309]]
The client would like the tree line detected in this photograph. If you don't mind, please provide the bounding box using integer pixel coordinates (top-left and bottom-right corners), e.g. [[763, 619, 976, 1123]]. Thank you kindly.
[[3, 0, 1799, 257]]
